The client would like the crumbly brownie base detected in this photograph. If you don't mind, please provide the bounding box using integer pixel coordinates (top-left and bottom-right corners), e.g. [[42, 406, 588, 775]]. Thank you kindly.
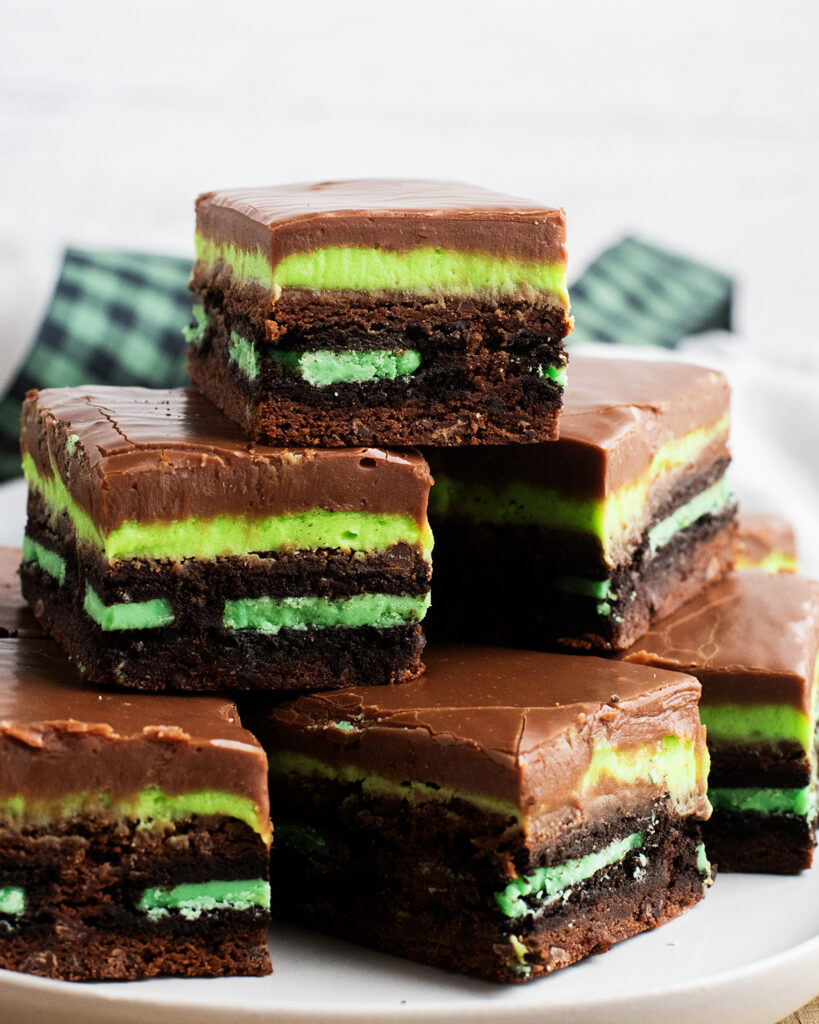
[[22, 562, 425, 691], [427, 505, 737, 652], [188, 292, 567, 446], [0, 814, 271, 980], [267, 783, 707, 982], [702, 810, 816, 874], [0, 924, 271, 981]]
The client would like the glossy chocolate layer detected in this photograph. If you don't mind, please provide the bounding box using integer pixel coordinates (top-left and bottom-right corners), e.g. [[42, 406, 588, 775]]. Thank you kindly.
[[428, 356, 729, 499], [248, 644, 708, 817], [0, 548, 41, 637], [737, 513, 798, 570], [21, 387, 431, 531], [0, 638, 268, 809], [622, 573, 819, 712], [195, 180, 566, 265]]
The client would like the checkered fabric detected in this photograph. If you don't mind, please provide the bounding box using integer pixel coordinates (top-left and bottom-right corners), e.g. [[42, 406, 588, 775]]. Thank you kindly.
[[0, 238, 734, 481], [0, 248, 191, 480], [569, 235, 733, 347]]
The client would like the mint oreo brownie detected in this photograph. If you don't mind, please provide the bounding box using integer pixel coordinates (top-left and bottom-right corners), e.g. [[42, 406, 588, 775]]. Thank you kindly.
[[188, 180, 571, 447], [20, 386, 432, 691], [0, 638, 271, 980], [427, 356, 737, 650], [245, 645, 712, 982], [624, 573, 819, 873]]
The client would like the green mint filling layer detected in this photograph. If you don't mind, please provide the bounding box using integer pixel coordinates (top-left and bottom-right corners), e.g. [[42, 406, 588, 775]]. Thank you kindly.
[[0, 786, 268, 840], [429, 416, 730, 564], [0, 886, 26, 917], [700, 704, 813, 750], [229, 330, 259, 380], [22, 453, 432, 561], [648, 478, 733, 554], [708, 786, 815, 817], [537, 364, 568, 386], [65, 433, 81, 456], [136, 879, 270, 922], [84, 583, 175, 631], [22, 535, 66, 585], [224, 592, 431, 633], [268, 735, 704, 822], [270, 347, 422, 387], [183, 303, 209, 346], [495, 832, 644, 918], [194, 233, 569, 301]]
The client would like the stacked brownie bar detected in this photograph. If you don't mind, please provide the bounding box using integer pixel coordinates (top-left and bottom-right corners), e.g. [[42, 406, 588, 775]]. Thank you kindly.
[[427, 355, 737, 650]]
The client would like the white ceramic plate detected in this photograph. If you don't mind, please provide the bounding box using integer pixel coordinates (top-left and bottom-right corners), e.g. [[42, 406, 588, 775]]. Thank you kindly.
[[1, 342, 817, 1023]]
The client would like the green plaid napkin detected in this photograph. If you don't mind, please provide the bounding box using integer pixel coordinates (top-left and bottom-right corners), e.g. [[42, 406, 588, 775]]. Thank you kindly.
[[0, 237, 732, 482], [570, 235, 732, 346]]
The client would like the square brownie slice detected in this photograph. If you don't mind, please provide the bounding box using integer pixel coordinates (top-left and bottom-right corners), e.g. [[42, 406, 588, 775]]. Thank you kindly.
[[427, 355, 736, 650], [188, 180, 570, 447], [20, 386, 432, 692], [0, 638, 271, 980], [623, 572, 819, 873], [244, 644, 712, 982]]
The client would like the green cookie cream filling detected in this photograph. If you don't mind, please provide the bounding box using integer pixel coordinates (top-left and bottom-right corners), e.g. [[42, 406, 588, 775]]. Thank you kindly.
[[495, 832, 645, 918], [0, 786, 269, 840], [22, 453, 432, 561], [224, 592, 431, 633], [229, 330, 259, 380], [195, 233, 569, 303], [0, 887, 26, 917], [647, 478, 733, 554], [708, 786, 815, 817], [183, 304, 209, 346], [22, 535, 66, 585], [84, 583, 175, 631], [270, 347, 422, 387], [136, 879, 270, 921], [700, 704, 813, 750]]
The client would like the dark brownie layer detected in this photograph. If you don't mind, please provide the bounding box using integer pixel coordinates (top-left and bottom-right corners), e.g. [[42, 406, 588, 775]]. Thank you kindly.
[[708, 742, 812, 789], [703, 811, 815, 875], [188, 290, 566, 446], [0, 923, 270, 981], [427, 504, 737, 651], [0, 813, 271, 980], [268, 789, 706, 982], [22, 561, 424, 691]]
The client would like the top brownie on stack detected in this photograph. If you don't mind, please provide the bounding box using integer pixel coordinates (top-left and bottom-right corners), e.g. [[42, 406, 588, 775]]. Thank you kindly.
[[188, 180, 571, 447]]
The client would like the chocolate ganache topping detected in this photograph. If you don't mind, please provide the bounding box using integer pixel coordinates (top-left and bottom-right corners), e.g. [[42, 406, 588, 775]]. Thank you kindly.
[[21, 387, 432, 531], [195, 180, 567, 266], [0, 638, 269, 811], [623, 573, 819, 712], [249, 645, 708, 818]]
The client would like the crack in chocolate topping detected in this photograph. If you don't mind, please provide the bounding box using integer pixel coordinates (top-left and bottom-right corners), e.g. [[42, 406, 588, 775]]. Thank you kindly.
[[195, 180, 567, 265]]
